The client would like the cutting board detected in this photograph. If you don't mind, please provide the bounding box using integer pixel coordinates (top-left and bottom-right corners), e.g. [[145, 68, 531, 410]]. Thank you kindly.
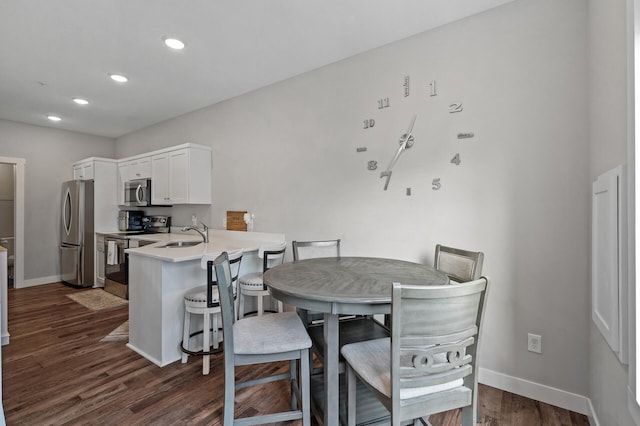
[[226, 211, 247, 232]]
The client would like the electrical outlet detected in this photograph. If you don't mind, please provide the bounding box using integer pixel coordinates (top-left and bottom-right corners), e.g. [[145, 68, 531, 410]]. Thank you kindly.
[[528, 333, 542, 354]]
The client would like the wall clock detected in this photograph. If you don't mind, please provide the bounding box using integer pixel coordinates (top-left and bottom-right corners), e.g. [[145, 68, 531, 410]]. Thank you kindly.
[[358, 76, 475, 194]]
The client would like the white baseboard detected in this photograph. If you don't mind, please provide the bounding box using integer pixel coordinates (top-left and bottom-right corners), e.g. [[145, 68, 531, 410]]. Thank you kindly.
[[17, 275, 61, 288], [479, 367, 592, 417]]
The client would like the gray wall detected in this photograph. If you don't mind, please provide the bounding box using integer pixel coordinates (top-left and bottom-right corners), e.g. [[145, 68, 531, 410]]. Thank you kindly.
[[117, 0, 592, 401], [0, 119, 115, 280], [588, 0, 636, 424]]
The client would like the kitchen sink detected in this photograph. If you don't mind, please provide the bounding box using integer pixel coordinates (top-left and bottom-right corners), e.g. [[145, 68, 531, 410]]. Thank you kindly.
[[162, 241, 202, 248]]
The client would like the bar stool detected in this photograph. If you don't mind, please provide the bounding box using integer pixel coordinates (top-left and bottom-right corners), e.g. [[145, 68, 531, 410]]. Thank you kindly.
[[238, 242, 286, 318], [181, 249, 243, 375]]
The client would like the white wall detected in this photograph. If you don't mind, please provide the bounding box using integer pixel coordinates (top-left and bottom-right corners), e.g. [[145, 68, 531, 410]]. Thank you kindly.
[[0, 119, 115, 281], [588, 0, 636, 424], [118, 0, 592, 401]]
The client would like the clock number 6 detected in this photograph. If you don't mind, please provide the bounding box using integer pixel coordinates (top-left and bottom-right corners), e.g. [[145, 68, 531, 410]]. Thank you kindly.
[[451, 153, 461, 165], [432, 178, 441, 191]]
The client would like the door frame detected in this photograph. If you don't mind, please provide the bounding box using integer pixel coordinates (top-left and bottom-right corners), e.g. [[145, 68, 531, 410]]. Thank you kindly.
[[0, 157, 25, 289]]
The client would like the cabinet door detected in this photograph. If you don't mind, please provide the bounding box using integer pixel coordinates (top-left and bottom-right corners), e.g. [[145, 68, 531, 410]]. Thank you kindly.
[[169, 149, 189, 203], [73, 162, 94, 180], [130, 157, 151, 179], [73, 165, 83, 180], [151, 153, 171, 204]]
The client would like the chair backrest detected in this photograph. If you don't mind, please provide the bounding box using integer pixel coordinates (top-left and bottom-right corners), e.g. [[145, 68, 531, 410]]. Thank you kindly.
[[390, 278, 489, 420], [211, 252, 236, 351], [292, 239, 341, 261], [202, 249, 242, 307], [434, 244, 484, 282], [258, 242, 286, 273]]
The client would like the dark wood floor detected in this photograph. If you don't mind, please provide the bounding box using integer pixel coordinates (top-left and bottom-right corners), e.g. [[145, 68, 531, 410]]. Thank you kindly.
[[2, 283, 590, 425]]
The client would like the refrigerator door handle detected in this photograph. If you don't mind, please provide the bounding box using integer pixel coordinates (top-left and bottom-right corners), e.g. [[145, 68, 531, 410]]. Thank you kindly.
[[62, 187, 72, 236]]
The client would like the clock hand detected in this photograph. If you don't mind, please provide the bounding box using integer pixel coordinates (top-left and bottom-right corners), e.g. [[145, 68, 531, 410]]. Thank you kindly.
[[380, 113, 417, 190]]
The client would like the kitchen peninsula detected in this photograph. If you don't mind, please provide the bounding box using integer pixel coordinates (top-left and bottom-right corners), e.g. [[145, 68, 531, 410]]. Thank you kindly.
[[125, 229, 285, 367]]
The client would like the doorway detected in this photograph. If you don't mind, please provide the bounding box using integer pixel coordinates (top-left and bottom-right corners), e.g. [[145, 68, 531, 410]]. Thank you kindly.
[[0, 157, 24, 290], [0, 164, 14, 286]]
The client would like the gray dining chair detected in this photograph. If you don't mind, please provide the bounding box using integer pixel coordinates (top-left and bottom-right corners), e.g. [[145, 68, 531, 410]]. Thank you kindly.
[[211, 251, 312, 426], [434, 244, 484, 283], [238, 242, 286, 318], [292, 239, 341, 326], [341, 277, 490, 426], [180, 249, 243, 375]]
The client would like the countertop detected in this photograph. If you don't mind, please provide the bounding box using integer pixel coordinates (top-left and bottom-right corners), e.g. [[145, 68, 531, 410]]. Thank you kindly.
[[123, 229, 285, 263]]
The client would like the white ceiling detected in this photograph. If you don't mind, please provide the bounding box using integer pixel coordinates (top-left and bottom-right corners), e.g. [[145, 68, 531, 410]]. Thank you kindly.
[[0, 0, 513, 138]]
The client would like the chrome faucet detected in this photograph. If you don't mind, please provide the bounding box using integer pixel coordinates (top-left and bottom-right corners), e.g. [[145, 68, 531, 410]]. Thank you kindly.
[[182, 223, 209, 243]]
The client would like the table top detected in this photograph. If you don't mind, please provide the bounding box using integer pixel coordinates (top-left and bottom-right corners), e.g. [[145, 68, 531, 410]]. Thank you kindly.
[[264, 256, 449, 305]]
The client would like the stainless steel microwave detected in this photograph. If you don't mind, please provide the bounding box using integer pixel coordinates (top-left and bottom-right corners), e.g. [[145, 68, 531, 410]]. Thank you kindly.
[[124, 179, 152, 207]]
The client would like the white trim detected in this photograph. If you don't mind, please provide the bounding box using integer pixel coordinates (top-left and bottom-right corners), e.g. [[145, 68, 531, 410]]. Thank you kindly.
[[588, 398, 601, 426], [20, 276, 61, 288], [479, 367, 591, 416]]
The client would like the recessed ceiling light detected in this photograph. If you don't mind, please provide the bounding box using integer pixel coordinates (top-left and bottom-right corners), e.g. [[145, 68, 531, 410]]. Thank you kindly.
[[47, 115, 62, 122], [163, 36, 185, 50], [73, 98, 89, 105], [109, 73, 128, 83]]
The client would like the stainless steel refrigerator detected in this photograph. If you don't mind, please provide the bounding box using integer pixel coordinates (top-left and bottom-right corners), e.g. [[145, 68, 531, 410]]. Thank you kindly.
[[60, 180, 94, 287]]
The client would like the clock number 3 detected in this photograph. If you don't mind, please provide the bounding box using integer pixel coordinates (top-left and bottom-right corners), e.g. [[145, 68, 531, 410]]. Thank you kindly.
[[451, 153, 461, 165], [432, 178, 441, 191]]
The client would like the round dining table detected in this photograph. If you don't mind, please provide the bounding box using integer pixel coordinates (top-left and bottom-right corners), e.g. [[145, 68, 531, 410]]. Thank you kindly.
[[263, 256, 449, 426]]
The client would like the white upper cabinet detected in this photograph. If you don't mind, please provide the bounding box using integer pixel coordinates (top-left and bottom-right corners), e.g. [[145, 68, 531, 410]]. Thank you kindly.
[[151, 145, 211, 205], [129, 157, 151, 180], [72, 161, 94, 180]]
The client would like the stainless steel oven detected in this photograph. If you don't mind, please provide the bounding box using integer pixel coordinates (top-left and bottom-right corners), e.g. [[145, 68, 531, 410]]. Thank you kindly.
[[104, 234, 154, 299], [104, 234, 129, 299]]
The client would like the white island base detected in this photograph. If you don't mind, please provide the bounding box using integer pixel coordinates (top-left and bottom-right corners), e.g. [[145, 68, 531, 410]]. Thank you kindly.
[[126, 229, 285, 367]]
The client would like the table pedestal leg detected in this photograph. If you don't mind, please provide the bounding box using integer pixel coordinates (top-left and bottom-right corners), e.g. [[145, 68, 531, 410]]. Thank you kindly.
[[323, 313, 339, 426]]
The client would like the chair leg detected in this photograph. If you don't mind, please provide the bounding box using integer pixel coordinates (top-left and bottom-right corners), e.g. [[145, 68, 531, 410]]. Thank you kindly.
[[461, 405, 475, 426], [212, 312, 220, 349], [346, 364, 356, 426], [257, 293, 264, 316], [277, 300, 283, 313], [223, 365, 235, 426], [181, 308, 190, 363], [239, 291, 245, 319], [202, 312, 210, 375], [290, 359, 297, 410], [301, 348, 311, 426]]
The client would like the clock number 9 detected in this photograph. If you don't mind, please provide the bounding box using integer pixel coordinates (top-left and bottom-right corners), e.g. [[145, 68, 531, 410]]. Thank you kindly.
[[451, 153, 461, 165], [432, 178, 441, 191]]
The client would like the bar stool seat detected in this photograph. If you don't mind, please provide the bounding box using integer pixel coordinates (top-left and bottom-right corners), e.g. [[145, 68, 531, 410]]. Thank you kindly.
[[238, 242, 286, 318], [181, 249, 243, 375]]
